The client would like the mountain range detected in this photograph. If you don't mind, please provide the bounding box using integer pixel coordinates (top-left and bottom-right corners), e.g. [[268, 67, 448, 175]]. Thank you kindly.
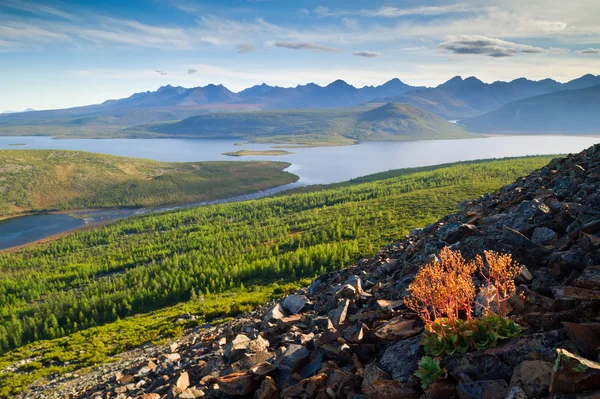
[[369, 74, 600, 119], [462, 84, 600, 133], [1, 74, 600, 139]]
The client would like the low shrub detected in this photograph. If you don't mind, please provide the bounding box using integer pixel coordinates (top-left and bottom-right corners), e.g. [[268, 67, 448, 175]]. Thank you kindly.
[[406, 248, 523, 355]]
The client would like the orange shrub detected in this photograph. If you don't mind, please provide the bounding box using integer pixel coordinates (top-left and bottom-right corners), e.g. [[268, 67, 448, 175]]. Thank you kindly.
[[406, 248, 522, 328]]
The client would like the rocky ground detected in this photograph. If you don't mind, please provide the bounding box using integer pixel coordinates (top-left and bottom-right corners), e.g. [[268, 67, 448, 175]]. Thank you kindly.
[[22, 144, 600, 399]]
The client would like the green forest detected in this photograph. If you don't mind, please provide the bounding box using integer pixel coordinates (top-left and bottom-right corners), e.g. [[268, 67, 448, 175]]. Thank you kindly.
[[0, 155, 555, 396]]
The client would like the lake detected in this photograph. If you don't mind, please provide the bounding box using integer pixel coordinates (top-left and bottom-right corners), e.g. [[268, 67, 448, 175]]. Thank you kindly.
[[1, 134, 599, 249]]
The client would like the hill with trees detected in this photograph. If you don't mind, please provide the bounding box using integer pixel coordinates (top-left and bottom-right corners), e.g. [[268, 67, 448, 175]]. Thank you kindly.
[[0, 150, 297, 217]]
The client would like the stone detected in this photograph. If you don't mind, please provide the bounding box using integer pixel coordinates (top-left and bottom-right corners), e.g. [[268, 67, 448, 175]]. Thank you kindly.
[[224, 334, 251, 361], [424, 380, 458, 399], [361, 364, 391, 390], [165, 353, 181, 362], [573, 266, 600, 290], [532, 227, 558, 245], [248, 335, 270, 353], [376, 299, 404, 311], [321, 342, 352, 362], [509, 360, 552, 398], [176, 371, 190, 391], [336, 284, 357, 299], [142, 394, 161, 399], [256, 376, 278, 399], [379, 336, 423, 383], [502, 226, 538, 249], [283, 295, 309, 315], [250, 362, 276, 377], [347, 275, 363, 295], [373, 317, 423, 341], [456, 380, 509, 399], [562, 322, 600, 359], [443, 353, 512, 382], [311, 316, 334, 331], [180, 388, 205, 398], [503, 386, 527, 399], [364, 380, 420, 399], [216, 372, 258, 396], [483, 329, 565, 369], [276, 344, 310, 372], [552, 286, 600, 301], [263, 303, 286, 322], [283, 373, 328, 398], [329, 299, 350, 328], [437, 223, 478, 244], [343, 322, 366, 343], [550, 348, 600, 393]]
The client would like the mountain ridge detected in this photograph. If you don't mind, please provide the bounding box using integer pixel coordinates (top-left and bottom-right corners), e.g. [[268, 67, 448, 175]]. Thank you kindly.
[[461, 84, 600, 133]]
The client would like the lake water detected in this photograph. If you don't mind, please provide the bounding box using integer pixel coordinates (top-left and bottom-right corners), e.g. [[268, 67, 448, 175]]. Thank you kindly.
[[1, 134, 599, 249]]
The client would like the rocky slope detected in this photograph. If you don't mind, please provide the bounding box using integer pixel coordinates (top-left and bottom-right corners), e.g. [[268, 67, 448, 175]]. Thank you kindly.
[[24, 144, 600, 399]]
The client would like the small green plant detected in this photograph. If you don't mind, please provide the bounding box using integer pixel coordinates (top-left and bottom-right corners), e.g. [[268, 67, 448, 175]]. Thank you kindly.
[[421, 312, 522, 356], [414, 356, 447, 389]]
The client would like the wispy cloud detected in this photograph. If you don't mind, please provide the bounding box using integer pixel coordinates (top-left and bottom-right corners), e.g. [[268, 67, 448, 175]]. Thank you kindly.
[[314, 4, 473, 18], [236, 42, 256, 53], [186, 69, 197, 74], [577, 48, 600, 54], [353, 50, 381, 58], [438, 35, 548, 57], [155, 70, 168, 76], [275, 41, 340, 53]]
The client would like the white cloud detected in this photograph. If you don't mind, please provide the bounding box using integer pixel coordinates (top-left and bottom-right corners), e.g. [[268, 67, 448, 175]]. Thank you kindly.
[[314, 4, 473, 18]]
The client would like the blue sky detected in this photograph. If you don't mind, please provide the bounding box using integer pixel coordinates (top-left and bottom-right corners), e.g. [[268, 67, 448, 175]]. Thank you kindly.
[[1, 0, 600, 111]]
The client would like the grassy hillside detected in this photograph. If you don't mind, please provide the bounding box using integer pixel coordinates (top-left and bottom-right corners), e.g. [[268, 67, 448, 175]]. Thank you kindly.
[[142, 103, 472, 145], [0, 155, 555, 397], [462, 85, 600, 133], [0, 150, 297, 217]]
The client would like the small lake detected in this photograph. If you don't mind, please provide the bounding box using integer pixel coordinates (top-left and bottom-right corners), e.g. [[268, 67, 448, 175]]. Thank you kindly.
[[1, 134, 599, 250]]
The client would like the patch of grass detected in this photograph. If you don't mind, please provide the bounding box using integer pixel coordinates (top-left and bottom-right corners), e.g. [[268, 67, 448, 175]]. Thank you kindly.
[[0, 150, 298, 217]]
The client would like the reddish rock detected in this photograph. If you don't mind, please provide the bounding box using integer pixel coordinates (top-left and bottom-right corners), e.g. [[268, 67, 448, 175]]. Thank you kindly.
[[217, 372, 258, 396], [374, 317, 423, 341], [562, 322, 600, 359], [551, 286, 600, 301], [573, 266, 600, 290], [424, 380, 458, 399], [457, 380, 509, 399], [283, 373, 328, 397], [550, 348, 600, 393], [142, 394, 161, 399], [256, 376, 278, 399], [364, 380, 420, 399], [361, 364, 391, 391], [250, 362, 276, 377]]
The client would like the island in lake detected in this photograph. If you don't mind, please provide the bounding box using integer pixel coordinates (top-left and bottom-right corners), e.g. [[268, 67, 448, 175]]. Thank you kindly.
[[222, 149, 294, 157]]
